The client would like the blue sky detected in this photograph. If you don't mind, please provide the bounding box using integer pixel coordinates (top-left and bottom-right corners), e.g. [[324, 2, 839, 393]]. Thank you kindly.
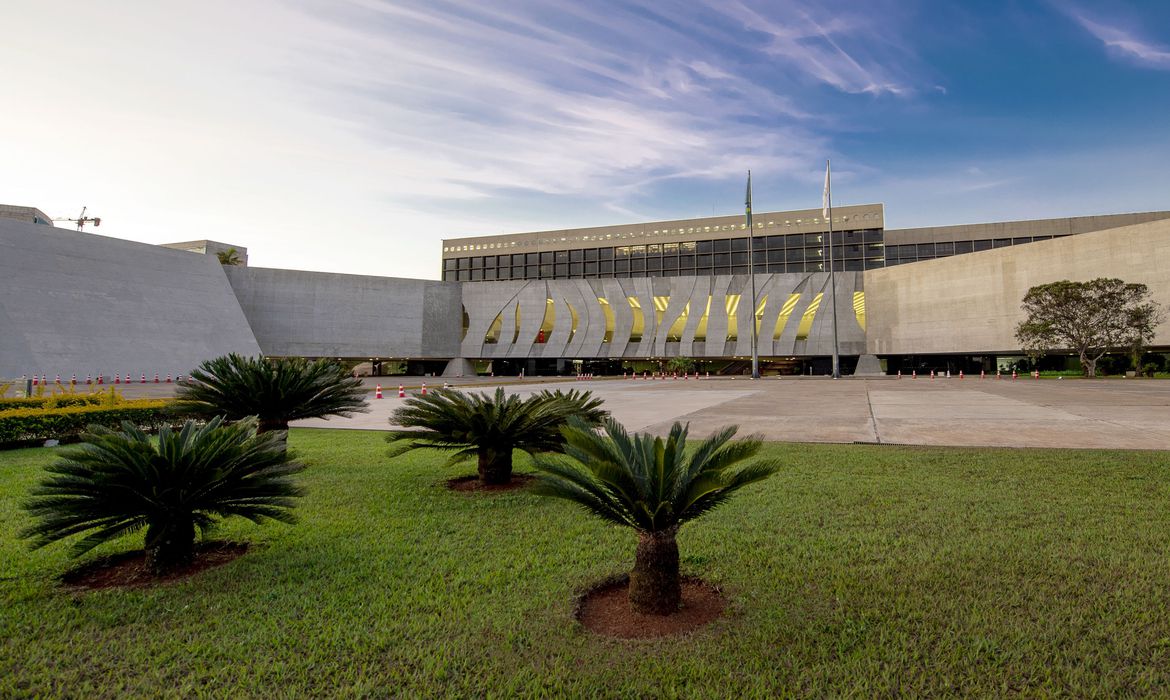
[[2, 1, 1168, 278]]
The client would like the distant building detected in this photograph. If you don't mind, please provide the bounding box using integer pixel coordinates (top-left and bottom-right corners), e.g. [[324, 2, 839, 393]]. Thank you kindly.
[[159, 240, 249, 266], [0, 204, 53, 226]]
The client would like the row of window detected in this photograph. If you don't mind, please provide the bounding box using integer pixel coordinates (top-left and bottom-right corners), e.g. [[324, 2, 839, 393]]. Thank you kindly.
[[447, 259, 882, 281], [444, 230, 882, 272], [442, 213, 884, 253], [883, 235, 1064, 266]]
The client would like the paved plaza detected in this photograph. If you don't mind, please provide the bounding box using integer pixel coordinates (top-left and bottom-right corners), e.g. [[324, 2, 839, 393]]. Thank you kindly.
[[286, 376, 1170, 450]]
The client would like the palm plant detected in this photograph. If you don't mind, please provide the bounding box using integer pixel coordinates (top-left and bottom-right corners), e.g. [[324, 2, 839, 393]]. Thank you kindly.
[[388, 387, 606, 485], [176, 354, 368, 433], [533, 419, 780, 615], [21, 417, 304, 574]]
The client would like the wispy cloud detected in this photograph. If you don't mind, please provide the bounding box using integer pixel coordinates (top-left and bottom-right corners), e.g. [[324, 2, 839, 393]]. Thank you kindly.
[[1069, 11, 1170, 69]]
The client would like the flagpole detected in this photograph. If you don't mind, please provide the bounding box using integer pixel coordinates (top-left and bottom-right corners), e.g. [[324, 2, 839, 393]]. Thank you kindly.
[[825, 159, 841, 379], [746, 170, 760, 380]]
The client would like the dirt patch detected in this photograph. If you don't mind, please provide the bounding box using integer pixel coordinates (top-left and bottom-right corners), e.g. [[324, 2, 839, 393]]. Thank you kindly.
[[575, 574, 726, 639], [446, 473, 536, 493], [60, 541, 249, 591]]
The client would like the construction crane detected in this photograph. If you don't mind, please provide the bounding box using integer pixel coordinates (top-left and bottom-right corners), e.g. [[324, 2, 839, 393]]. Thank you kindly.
[[54, 206, 101, 231]]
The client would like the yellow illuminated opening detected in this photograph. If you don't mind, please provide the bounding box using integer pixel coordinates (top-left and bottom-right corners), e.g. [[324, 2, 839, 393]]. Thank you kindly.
[[598, 297, 614, 343], [666, 302, 690, 342], [511, 302, 521, 345], [725, 294, 741, 341], [694, 296, 712, 341], [484, 311, 503, 344], [853, 291, 866, 332], [652, 296, 670, 327], [754, 294, 768, 335], [567, 301, 578, 342], [536, 298, 555, 343], [795, 293, 824, 340], [628, 296, 644, 343], [773, 294, 802, 340]]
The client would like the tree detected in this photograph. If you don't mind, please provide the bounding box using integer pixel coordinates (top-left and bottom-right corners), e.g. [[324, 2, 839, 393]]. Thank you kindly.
[[666, 357, 696, 374], [1129, 304, 1166, 374], [216, 248, 242, 265], [532, 418, 780, 615], [1015, 278, 1163, 378], [21, 417, 304, 574], [176, 354, 369, 433], [387, 388, 606, 485]]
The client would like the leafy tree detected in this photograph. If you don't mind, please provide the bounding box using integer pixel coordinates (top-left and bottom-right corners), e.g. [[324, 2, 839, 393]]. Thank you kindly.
[[216, 248, 242, 265], [666, 357, 696, 374], [1015, 279, 1163, 378], [176, 354, 368, 433], [21, 417, 304, 574], [388, 388, 606, 485], [532, 418, 780, 615]]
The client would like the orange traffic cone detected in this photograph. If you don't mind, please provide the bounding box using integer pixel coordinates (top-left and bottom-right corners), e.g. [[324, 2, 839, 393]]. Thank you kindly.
[[421, 382, 427, 396], [398, 385, 405, 398], [375, 384, 383, 399]]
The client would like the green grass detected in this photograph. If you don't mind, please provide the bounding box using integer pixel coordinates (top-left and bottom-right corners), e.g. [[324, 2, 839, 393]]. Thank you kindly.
[[3, 430, 1170, 697]]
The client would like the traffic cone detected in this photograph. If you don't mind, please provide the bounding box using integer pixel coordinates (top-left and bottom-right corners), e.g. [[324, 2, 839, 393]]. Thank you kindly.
[[421, 383, 427, 396], [398, 385, 405, 398], [959, 371, 964, 379], [97, 374, 104, 385], [154, 373, 160, 383], [897, 370, 901, 379], [114, 374, 120, 384], [140, 373, 146, 384], [930, 370, 935, 380], [375, 384, 383, 399], [997, 370, 1001, 380], [1033, 370, 1039, 380], [165, 373, 172, 383], [55, 374, 61, 384], [70, 373, 76, 385], [1012, 370, 1018, 380], [85, 374, 92, 385], [912, 370, 917, 379], [706, 371, 710, 379], [981, 370, 985, 379], [32, 375, 38, 386]]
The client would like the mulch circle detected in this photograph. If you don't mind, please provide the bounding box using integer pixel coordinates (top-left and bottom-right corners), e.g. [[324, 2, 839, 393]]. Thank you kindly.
[[60, 541, 249, 591], [446, 473, 536, 493], [574, 574, 726, 639]]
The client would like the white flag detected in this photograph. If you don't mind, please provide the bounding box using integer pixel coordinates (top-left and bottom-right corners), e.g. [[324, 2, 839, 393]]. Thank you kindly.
[[822, 159, 831, 220]]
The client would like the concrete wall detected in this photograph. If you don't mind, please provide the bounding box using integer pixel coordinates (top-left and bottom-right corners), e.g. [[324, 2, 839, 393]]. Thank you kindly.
[[460, 272, 865, 359], [865, 218, 1170, 354], [225, 267, 462, 359], [0, 218, 261, 379]]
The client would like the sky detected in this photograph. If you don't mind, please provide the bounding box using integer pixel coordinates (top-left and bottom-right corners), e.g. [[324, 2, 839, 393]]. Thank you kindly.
[[3, 0, 1169, 279]]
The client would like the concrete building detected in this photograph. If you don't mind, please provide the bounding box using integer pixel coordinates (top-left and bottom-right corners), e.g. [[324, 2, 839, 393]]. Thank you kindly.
[[1, 204, 1168, 379]]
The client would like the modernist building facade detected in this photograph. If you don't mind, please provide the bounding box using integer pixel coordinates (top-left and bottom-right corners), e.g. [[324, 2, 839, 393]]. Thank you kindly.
[[1, 203, 1168, 379]]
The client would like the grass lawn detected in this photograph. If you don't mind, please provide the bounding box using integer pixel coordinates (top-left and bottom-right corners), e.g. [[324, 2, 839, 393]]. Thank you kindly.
[[3, 430, 1170, 697]]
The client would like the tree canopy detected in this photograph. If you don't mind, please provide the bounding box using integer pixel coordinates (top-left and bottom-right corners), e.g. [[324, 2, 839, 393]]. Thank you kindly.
[[1014, 278, 1163, 377]]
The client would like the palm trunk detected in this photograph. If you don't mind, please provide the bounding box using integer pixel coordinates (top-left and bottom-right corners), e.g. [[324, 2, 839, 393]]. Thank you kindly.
[[477, 446, 513, 484], [629, 528, 681, 615], [145, 519, 196, 575]]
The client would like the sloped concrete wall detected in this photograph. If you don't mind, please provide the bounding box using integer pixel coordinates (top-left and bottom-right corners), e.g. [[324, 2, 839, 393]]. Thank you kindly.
[[0, 219, 260, 379], [224, 267, 462, 359], [864, 218, 1170, 354]]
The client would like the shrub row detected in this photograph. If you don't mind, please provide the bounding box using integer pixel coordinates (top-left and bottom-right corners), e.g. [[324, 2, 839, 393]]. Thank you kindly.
[[0, 400, 175, 445], [0, 394, 107, 412]]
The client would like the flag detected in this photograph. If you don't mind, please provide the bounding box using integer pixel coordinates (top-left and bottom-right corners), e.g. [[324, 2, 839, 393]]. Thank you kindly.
[[822, 159, 831, 220], [745, 170, 752, 215]]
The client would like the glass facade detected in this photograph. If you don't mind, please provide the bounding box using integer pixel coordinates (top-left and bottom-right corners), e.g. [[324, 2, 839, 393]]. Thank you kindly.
[[443, 228, 885, 281], [883, 234, 1062, 267]]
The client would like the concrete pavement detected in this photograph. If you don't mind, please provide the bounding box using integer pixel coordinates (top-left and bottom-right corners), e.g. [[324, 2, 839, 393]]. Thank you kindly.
[[293, 376, 1170, 450]]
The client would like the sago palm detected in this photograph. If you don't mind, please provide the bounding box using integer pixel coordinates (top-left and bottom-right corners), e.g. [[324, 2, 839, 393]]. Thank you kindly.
[[21, 417, 305, 574], [533, 418, 780, 615], [176, 354, 368, 433], [388, 387, 606, 485]]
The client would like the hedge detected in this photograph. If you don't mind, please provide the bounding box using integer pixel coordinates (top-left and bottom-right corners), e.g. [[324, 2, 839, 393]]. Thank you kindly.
[[0, 400, 175, 445], [0, 394, 106, 412]]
